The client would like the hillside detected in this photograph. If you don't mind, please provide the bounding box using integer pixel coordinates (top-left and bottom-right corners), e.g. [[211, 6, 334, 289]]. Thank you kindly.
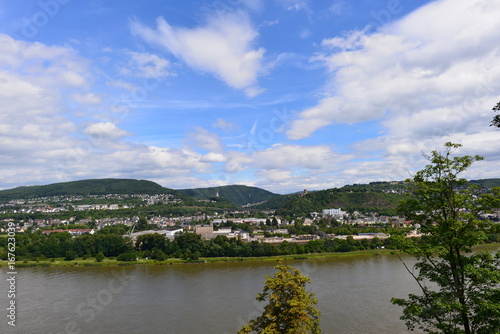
[[0, 178, 176, 201], [274, 178, 500, 217], [468, 178, 500, 188], [275, 182, 407, 217], [1, 178, 497, 213], [179, 185, 278, 207], [249, 193, 300, 210]]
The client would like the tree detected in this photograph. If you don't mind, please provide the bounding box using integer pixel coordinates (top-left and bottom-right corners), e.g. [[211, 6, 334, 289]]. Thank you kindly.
[[64, 250, 77, 261], [136, 233, 167, 252], [95, 252, 105, 262], [391, 142, 500, 334], [137, 216, 149, 231], [117, 252, 137, 261], [238, 264, 320, 334], [491, 101, 500, 128]]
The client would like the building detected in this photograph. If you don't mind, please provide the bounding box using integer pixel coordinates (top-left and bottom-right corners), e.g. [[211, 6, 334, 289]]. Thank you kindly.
[[42, 229, 95, 237], [194, 225, 214, 238], [322, 208, 346, 217]]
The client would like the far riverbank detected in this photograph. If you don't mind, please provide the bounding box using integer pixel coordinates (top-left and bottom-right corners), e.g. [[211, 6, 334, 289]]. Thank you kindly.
[[2, 243, 498, 268]]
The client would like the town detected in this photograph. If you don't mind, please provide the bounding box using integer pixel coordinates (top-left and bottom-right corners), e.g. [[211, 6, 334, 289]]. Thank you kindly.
[[1, 180, 499, 262], [0, 192, 419, 243]]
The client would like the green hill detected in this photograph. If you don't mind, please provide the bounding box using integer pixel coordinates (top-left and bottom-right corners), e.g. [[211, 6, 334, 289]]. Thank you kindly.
[[1, 178, 497, 212], [276, 182, 407, 217], [468, 178, 500, 188], [179, 185, 278, 207], [0, 178, 176, 200], [273, 179, 500, 217]]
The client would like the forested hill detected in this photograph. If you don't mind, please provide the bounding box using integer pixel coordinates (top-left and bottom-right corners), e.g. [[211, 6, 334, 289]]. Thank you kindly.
[[1, 178, 498, 212], [0, 179, 177, 200], [179, 185, 278, 206], [275, 182, 407, 217], [273, 179, 500, 216], [468, 178, 500, 188]]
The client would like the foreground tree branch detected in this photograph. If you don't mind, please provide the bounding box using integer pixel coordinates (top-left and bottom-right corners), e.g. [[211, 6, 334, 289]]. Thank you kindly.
[[491, 101, 500, 128]]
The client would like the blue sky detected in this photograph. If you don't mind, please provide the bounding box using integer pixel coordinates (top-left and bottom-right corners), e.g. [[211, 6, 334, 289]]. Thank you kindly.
[[1, 0, 499, 194]]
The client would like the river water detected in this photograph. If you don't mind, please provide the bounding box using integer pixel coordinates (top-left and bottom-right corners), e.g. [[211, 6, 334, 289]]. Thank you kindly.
[[1, 254, 424, 333]]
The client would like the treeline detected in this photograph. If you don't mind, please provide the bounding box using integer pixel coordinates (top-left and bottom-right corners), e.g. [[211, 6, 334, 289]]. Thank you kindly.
[[135, 233, 395, 260], [0, 225, 133, 261], [0, 229, 395, 262], [4, 226, 498, 262]]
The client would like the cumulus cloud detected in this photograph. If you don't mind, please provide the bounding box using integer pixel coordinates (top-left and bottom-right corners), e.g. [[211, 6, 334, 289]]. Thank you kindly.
[[0, 35, 215, 189], [122, 51, 171, 78], [188, 127, 225, 153], [84, 122, 132, 140], [73, 92, 102, 105], [130, 11, 265, 96], [200, 152, 227, 163], [213, 118, 236, 131], [287, 0, 500, 143], [253, 144, 342, 170]]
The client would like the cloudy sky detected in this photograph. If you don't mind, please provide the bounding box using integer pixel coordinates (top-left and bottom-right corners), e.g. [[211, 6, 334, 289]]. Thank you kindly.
[[1, 0, 499, 194]]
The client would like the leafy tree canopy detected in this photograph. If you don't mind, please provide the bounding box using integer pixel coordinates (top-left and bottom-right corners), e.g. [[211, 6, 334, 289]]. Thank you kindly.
[[239, 264, 321, 334], [392, 142, 500, 334]]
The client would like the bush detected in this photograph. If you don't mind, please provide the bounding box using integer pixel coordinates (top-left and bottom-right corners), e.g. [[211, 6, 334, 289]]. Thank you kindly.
[[64, 251, 77, 261], [152, 250, 167, 261], [117, 252, 137, 261], [95, 252, 105, 262]]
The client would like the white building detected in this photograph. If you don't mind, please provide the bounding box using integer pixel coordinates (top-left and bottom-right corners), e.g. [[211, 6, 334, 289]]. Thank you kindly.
[[322, 208, 346, 217]]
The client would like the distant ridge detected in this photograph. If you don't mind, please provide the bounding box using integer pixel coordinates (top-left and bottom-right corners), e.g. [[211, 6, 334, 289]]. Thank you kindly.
[[1, 178, 498, 212], [468, 178, 500, 188], [0, 178, 174, 200], [179, 184, 278, 206]]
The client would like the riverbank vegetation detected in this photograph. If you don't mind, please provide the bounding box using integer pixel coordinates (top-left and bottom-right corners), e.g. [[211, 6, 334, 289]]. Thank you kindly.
[[0, 247, 401, 267], [0, 226, 398, 263]]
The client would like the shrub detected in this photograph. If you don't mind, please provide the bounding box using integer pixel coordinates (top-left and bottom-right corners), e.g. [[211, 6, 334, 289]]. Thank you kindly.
[[95, 252, 105, 262], [117, 252, 137, 261], [64, 251, 77, 261]]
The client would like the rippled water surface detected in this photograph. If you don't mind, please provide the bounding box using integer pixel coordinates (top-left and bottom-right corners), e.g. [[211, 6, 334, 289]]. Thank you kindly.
[[1, 254, 424, 333]]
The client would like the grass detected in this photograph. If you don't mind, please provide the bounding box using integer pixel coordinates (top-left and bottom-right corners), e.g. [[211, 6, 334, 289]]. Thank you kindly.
[[1, 243, 497, 268], [0, 249, 396, 267]]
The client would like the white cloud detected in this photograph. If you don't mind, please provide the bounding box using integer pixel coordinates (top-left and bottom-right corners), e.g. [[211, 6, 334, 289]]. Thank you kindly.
[[253, 144, 347, 170], [107, 80, 138, 91], [213, 118, 236, 131], [0, 35, 216, 189], [188, 127, 224, 153], [73, 92, 102, 105], [123, 51, 171, 78], [276, 0, 311, 12], [258, 169, 292, 183], [287, 0, 500, 149], [130, 11, 265, 96], [200, 152, 227, 162], [0, 35, 89, 183], [224, 151, 253, 173], [84, 122, 132, 140], [328, 1, 346, 16]]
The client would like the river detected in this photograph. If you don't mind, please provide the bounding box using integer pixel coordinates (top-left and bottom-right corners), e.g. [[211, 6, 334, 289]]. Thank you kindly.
[[1, 254, 424, 333]]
